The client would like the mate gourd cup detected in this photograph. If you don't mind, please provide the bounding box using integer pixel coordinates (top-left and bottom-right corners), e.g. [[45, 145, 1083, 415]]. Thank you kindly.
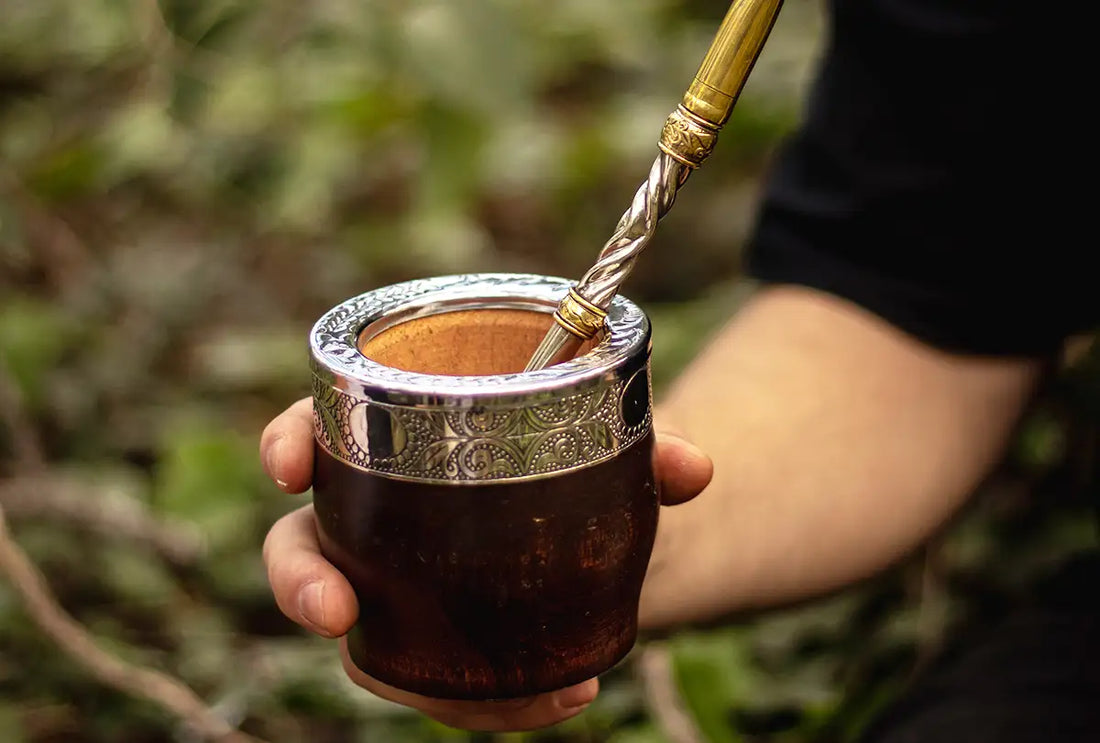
[[309, 273, 658, 700]]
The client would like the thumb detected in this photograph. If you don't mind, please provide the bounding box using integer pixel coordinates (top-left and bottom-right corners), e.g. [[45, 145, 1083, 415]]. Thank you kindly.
[[654, 429, 713, 505]]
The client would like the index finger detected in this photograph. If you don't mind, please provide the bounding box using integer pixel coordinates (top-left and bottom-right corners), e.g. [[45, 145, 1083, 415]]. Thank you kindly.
[[260, 397, 315, 493]]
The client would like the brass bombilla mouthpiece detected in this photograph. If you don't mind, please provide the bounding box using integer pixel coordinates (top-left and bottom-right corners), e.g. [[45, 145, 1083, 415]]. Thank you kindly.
[[525, 0, 785, 372]]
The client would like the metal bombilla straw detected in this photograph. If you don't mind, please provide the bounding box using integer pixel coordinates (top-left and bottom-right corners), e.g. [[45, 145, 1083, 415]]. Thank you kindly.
[[525, 0, 785, 372]]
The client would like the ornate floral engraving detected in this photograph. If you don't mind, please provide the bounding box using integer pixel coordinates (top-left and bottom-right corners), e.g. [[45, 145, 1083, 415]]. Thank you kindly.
[[309, 274, 653, 483], [313, 373, 651, 483]]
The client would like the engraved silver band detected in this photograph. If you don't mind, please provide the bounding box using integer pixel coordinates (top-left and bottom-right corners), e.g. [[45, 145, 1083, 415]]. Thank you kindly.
[[309, 274, 653, 484]]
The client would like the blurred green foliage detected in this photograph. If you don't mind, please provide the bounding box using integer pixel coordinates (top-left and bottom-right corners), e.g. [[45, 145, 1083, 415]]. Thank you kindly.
[[1, 1, 1097, 742]]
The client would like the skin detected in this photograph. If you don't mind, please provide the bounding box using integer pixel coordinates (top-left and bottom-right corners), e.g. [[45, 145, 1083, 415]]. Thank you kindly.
[[260, 285, 1044, 732]]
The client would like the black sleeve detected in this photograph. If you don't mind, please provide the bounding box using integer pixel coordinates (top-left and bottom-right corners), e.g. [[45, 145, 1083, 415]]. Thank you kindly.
[[743, 0, 1094, 357]]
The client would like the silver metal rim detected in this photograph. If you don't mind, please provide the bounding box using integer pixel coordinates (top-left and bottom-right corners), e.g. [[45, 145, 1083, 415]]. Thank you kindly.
[[309, 274, 653, 484], [309, 273, 650, 406]]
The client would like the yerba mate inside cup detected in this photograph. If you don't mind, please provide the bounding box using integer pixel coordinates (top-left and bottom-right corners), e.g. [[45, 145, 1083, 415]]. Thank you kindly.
[[309, 273, 657, 700]]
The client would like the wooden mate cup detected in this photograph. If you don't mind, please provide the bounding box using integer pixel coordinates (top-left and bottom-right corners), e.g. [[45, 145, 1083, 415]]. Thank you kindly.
[[309, 273, 658, 700]]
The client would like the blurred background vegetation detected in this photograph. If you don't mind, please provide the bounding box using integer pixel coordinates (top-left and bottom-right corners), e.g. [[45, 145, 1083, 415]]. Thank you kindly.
[[1, 1, 1096, 742]]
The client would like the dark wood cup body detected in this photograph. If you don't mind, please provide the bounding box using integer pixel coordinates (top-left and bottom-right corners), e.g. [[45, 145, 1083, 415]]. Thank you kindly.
[[312, 431, 659, 700]]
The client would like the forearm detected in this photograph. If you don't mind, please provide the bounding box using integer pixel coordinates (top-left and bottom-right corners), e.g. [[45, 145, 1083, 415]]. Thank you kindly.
[[640, 285, 1044, 629]]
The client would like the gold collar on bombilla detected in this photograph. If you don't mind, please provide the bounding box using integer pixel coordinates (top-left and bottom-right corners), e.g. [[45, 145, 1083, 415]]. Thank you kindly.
[[525, 0, 786, 372]]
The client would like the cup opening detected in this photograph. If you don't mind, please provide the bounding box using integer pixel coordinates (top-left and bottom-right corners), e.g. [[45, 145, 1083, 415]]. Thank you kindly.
[[358, 305, 598, 376]]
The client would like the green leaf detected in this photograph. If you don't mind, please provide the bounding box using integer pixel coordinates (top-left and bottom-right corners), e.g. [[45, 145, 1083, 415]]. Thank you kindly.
[[153, 418, 265, 551], [1012, 407, 1067, 472], [99, 100, 188, 182], [606, 723, 669, 743], [98, 542, 180, 606], [25, 139, 106, 201], [670, 629, 756, 743], [0, 704, 26, 743], [0, 297, 78, 408]]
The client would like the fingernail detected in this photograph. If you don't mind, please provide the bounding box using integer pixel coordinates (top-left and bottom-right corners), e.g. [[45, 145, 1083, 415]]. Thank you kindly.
[[555, 683, 597, 710], [265, 436, 292, 491], [263, 435, 281, 477], [658, 431, 706, 460], [298, 581, 331, 637]]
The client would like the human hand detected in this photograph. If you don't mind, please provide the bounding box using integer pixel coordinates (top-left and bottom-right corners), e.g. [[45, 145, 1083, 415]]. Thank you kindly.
[[260, 397, 712, 732]]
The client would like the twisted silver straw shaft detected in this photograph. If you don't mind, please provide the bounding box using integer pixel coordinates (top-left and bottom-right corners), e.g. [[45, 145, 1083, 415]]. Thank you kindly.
[[524, 153, 690, 372], [524, 0, 786, 372], [575, 153, 689, 308]]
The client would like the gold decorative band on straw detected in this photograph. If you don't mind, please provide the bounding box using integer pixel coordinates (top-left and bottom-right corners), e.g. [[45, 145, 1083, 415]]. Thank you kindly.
[[658, 105, 720, 168], [553, 289, 608, 340]]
